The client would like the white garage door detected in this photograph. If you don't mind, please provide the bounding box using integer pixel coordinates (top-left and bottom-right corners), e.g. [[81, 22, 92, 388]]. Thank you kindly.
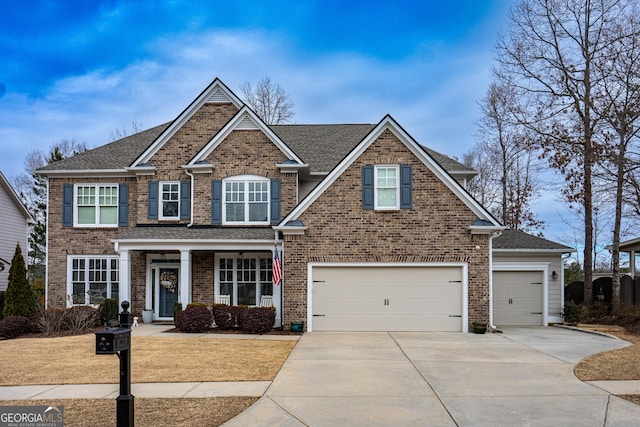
[[493, 271, 543, 326], [311, 266, 464, 332]]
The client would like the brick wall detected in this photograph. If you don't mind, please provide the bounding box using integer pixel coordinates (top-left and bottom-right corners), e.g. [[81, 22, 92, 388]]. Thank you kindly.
[[282, 129, 491, 327]]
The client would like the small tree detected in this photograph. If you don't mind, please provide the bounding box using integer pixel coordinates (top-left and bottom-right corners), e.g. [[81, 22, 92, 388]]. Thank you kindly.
[[3, 243, 37, 319]]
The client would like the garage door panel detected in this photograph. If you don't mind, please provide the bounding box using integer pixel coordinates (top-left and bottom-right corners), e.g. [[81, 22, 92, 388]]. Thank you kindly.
[[311, 266, 463, 332], [494, 271, 542, 326]]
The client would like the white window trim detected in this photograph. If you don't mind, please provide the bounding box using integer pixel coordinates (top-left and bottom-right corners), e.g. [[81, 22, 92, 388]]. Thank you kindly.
[[66, 255, 120, 307], [159, 181, 180, 220], [374, 165, 400, 210], [214, 253, 274, 306], [222, 175, 270, 225], [73, 183, 119, 227]]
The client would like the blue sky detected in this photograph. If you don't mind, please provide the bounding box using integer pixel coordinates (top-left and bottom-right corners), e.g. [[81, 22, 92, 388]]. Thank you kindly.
[[0, 0, 579, 247]]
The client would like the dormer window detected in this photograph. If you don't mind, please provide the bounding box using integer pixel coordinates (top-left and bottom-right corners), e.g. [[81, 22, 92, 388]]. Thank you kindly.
[[223, 175, 269, 224]]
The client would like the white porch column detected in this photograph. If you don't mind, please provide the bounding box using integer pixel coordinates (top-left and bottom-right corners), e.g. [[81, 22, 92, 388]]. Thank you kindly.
[[118, 249, 131, 306], [179, 249, 191, 308]]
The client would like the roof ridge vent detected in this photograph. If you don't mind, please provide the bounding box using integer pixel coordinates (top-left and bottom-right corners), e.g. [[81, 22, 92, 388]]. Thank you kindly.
[[207, 88, 231, 103]]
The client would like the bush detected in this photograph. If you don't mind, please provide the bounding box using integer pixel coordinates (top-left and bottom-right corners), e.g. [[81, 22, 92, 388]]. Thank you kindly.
[[213, 305, 235, 329], [0, 291, 5, 320], [33, 308, 66, 335], [3, 244, 37, 319], [173, 301, 183, 321], [586, 300, 610, 322], [175, 306, 213, 333], [187, 302, 208, 309], [31, 280, 46, 310], [0, 315, 31, 338], [64, 306, 100, 333], [240, 307, 276, 334], [562, 300, 584, 325], [99, 298, 119, 325]]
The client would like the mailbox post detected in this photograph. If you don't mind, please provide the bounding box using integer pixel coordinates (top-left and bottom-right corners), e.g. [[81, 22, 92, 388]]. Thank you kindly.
[[95, 301, 134, 427]]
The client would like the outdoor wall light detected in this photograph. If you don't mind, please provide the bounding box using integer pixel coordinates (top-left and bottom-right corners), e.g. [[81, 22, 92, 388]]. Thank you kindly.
[[552, 271, 558, 280]]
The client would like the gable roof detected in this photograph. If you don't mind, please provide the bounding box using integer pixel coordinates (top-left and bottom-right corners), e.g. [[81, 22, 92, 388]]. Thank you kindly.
[[277, 114, 502, 230], [131, 78, 243, 168], [0, 171, 35, 223], [188, 106, 305, 166], [493, 229, 574, 252]]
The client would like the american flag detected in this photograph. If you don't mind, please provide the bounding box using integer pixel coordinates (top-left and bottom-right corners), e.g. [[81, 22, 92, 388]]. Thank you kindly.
[[272, 246, 282, 286]]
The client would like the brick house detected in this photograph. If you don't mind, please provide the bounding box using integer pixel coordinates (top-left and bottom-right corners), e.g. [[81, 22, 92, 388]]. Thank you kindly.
[[37, 78, 572, 331]]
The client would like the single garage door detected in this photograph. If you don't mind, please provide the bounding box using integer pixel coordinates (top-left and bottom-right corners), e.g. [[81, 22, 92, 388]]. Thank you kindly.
[[311, 266, 463, 332], [493, 271, 543, 326]]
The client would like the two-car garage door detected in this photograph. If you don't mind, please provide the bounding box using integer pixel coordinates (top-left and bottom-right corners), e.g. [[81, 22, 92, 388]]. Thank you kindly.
[[310, 265, 464, 332]]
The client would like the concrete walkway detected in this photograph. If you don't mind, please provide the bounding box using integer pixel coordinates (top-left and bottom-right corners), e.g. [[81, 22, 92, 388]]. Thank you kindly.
[[223, 327, 640, 426]]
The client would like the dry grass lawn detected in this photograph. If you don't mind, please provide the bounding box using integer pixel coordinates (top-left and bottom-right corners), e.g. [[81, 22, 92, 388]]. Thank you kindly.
[[0, 334, 297, 385], [574, 324, 640, 381], [0, 397, 258, 427], [0, 332, 296, 426]]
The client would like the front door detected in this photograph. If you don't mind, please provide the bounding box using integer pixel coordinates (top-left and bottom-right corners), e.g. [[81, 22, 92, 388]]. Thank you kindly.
[[157, 267, 179, 318]]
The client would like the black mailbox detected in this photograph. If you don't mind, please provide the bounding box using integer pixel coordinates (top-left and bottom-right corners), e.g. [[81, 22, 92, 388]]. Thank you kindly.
[[95, 327, 131, 355]]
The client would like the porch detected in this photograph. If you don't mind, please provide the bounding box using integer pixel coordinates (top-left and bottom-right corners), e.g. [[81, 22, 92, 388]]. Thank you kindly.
[[112, 226, 283, 327]]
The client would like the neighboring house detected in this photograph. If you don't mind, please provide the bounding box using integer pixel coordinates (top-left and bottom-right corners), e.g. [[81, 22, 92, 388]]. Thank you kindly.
[[37, 78, 572, 331], [0, 171, 35, 291], [607, 237, 640, 277]]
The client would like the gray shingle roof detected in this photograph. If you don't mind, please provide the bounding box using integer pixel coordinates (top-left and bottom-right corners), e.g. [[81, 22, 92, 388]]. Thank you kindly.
[[114, 226, 275, 241], [37, 120, 475, 176], [38, 123, 170, 171], [493, 229, 573, 251], [270, 124, 376, 172]]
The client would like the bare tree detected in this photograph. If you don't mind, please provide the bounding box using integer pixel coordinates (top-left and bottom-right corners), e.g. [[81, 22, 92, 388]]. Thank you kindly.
[[494, 0, 635, 304], [240, 77, 295, 125], [594, 6, 640, 310], [109, 121, 143, 142], [13, 139, 87, 282], [468, 81, 544, 232]]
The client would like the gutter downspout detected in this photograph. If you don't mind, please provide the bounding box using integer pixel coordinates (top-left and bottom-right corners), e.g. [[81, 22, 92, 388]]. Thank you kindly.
[[185, 169, 195, 227], [488, 230, 502, 330]]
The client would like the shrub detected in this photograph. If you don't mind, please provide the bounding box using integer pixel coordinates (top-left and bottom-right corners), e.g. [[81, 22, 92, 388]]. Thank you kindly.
[[31, 280, 46, 310], [33, 308, 66, 335], [0, 315, 31, 338], [64, 306, 100, 333], [234, 305, 248, 329], [175, 306, 213, 333], [213, 305, 235, 329], [173, 301, 183, 321], [99, 298, 119, 325], [240, 307, 276, 334], [0, 291, 5, 320], [586, 300, 610, 322], [187, 302, 208, 309], [3, 244, 37, 319], [562, 300, 584, 325]]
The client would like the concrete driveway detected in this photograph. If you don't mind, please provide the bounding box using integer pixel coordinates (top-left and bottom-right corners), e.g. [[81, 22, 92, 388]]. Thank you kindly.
[[224, 327, 640, 426]]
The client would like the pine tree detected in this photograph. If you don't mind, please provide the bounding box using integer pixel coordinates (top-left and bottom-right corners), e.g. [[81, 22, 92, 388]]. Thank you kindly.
[[3, 243, 36, 319]]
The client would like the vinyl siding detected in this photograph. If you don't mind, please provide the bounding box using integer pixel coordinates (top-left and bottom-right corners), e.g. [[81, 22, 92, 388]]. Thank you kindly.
[[0, 184, 30, 291]]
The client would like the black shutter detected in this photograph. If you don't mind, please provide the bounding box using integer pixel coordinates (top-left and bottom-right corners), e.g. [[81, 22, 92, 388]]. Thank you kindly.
[[270, 179, 281, 224], [118, 184, 129, 227], [362, 166, 374, 209], [148, 181, 158, 219], [400, 165, 412, 209], [211, 180, 222, 224], [62, 184, 73, 227], [180, 180, 190, 220]]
